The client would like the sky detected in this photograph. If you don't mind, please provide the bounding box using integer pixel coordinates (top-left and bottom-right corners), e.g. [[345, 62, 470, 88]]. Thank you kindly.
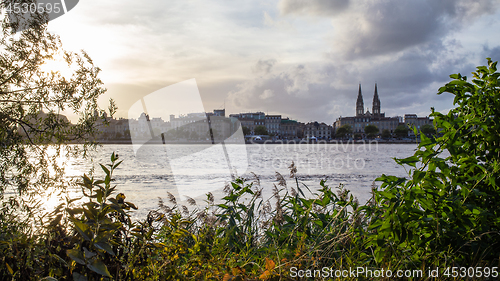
[[47, 0, 500, 124]]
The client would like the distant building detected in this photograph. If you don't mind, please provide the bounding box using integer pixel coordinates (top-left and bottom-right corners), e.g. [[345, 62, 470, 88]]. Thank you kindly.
[[229, 112, 266, 135], [106, 118, 130, 139], [280, 118, 298, 139], [334, 84, 402, 137], [404, 114, 432, 130], [212, 109, 225, 117], [167, 110, 236, 141], [265, 115, 281, 136], [304, 121, 332, 139]]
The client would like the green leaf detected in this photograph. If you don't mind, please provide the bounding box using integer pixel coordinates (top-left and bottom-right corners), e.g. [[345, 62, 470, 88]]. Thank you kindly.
[[72, 220, 93, 241], [231, 182, 241, 190], [100, 164, 110, 176], [72, 272, 88, 281], [113, 160, 123, 169], [126, 202, 138, 210], [83, 247, 97, 259], [93, 180, 105, 185], [87, 259, 112, 278], [374, 248, 384, 264], [95, 189, 103, 204], [67, 249, 85, 265], [395, 156, 419, 167], [95, 242, 115, 256], [50, 253, 68, 266], [66, 207, 84, 216]]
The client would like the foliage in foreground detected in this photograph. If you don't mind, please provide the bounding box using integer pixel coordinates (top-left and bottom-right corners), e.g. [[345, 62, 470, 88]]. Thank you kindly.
[[1, 152, 364, 280], [365, 58, 500, 270], [0, 0, 111, 251], [1, 59, 500, 280]]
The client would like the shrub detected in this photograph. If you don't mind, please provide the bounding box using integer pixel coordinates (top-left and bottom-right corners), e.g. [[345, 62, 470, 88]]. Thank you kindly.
[[365, 58, 500, 270]]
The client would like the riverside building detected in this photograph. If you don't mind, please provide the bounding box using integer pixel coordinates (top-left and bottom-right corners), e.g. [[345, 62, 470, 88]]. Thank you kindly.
[[333, 84, 402, 137]]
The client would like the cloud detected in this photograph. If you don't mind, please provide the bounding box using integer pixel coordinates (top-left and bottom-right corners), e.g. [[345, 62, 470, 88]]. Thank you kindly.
[[228, 60, 336, 121], [482, 45, 500, 62], [253, 59, 277, 75], [263, 12, 295, 31], [283, 64, 320, 94], [260, 89, 274, 99], [278, 0, 500, 59], [279, 0, 350, 16]]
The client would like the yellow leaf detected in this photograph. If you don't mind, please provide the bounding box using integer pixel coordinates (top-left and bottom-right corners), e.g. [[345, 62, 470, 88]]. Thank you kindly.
[[259, 270, 271, 280], [231, 265, 245, 276], [265, 257, 275, 271], [6, 263, 13, 275], [223, 273, 232, 281]]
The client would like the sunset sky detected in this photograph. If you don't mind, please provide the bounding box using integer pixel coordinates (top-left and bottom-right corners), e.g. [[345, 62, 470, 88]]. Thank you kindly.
[[47, 0, 500, 124]]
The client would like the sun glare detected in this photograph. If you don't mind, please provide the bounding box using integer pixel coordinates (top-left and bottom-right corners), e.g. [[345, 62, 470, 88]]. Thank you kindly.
[[38, 146, 84, 213], [40, 55, 75, 79]]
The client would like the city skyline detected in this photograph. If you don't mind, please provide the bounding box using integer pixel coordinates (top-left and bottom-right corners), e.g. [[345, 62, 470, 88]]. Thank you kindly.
[[45, 1, 500, 124], [112, 82, 430, 126]]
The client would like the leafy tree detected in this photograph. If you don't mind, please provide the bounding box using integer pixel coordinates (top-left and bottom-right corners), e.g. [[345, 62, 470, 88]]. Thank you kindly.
[[0, 3, 109, 279], [0, 1, 108, 201], [242, 126, 251, 136], [394, 124, 409, 138], [364, 124, 379, 138], [335, 124, 352, 139], [366, 58, 500, 268], [254, 125, 268, 135], [420, 123, 436, 136], [381, 129, 391, 139]]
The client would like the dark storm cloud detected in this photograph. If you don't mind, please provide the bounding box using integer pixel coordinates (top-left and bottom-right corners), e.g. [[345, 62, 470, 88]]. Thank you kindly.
[[317, 40, 477, 118], [268, 0, 499, 119], [278, 0, 498, 59]]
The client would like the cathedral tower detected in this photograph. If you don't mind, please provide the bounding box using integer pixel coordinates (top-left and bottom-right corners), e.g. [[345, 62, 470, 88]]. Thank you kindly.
[[356, 84, 364, 116], [372, 83, 380, 118]]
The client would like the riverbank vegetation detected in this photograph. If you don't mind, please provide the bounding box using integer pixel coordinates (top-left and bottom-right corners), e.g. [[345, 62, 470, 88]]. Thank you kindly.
[[1, 1, 500, 279]]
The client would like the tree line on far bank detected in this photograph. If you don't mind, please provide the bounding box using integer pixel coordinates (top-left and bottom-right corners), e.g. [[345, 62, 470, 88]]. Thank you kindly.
[[335, 123, 437, 140]]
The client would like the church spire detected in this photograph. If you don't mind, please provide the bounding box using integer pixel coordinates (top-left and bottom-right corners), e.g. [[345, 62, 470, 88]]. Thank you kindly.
[[372, 83, 380, 117], [356, 84, 364, 116]]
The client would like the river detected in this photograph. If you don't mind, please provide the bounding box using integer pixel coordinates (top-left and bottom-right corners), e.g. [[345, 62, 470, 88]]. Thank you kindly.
[[51, 142, 422, 218]]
